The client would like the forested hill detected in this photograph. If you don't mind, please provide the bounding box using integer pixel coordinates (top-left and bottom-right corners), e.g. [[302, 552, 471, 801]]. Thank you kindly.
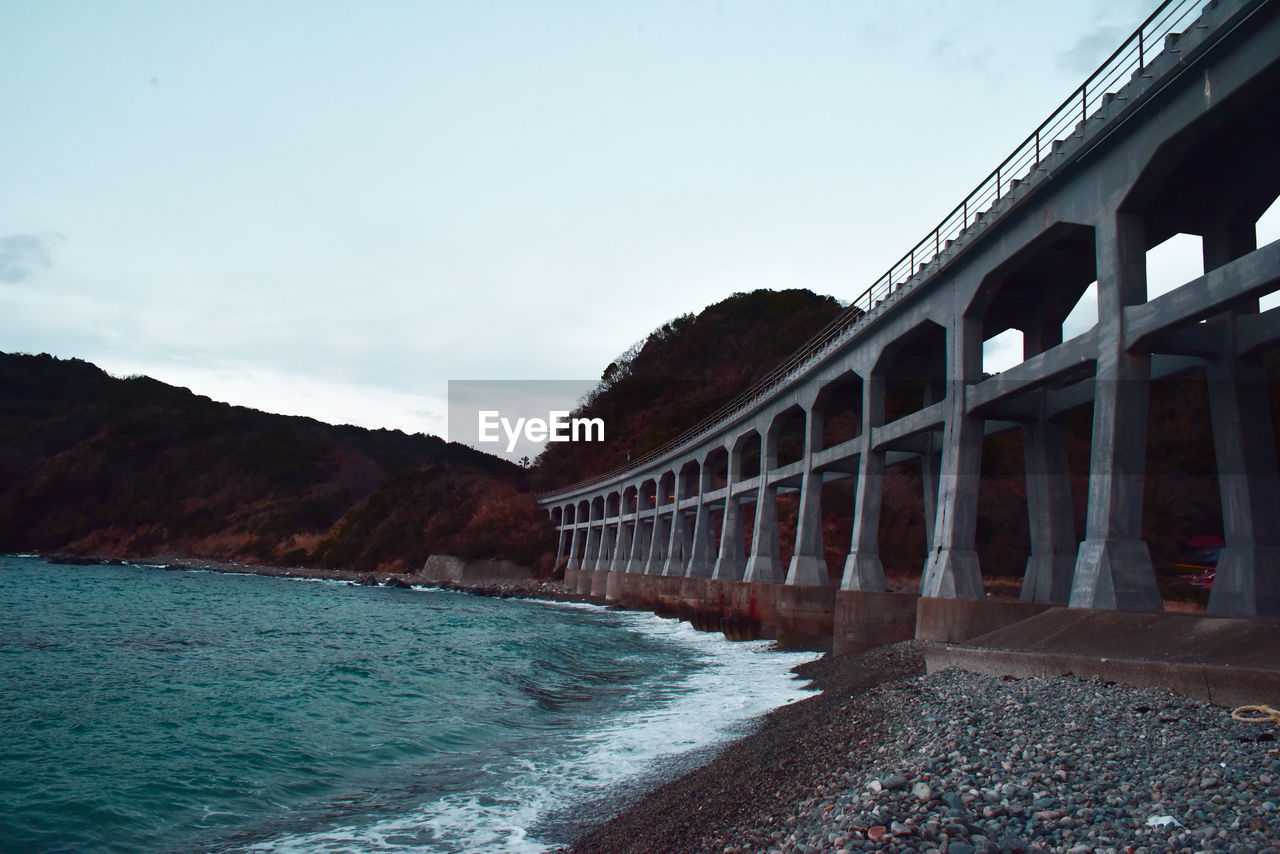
[[533, 289, 848, 489], [0, 352, 552, 572]]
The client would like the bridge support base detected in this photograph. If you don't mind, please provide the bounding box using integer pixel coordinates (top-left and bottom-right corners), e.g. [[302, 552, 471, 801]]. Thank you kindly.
[[785, 555, 829, 587], [921, 548, 984, 600], [1069, 539, 1163, 611], [604, 570, 624, 603], [590, 568, 609, 599], [1209, 547, 1280, 617], [840, 553, 886, 592]]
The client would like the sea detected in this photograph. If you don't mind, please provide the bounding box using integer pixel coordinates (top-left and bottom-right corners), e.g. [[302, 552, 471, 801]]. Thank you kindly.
[[0, 555, 818, 854]]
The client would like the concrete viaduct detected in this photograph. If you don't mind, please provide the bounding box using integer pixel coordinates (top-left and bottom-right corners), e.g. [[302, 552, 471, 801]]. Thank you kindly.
[[537, 0, 1280, 651]]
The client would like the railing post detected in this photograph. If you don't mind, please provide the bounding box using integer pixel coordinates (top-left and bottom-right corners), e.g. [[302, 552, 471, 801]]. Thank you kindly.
[[1035, 130, 1040, 167], [1082, 84, 1088, 125], [1139, 29, 1144, 70]]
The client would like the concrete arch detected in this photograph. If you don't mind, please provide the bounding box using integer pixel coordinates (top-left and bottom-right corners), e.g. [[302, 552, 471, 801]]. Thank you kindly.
[[815, 369, 864, 457], [873, 320, 947, 426]]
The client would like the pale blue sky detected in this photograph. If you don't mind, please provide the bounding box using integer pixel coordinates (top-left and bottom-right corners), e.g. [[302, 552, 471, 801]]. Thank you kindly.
[[3, 0, 1170, 438]]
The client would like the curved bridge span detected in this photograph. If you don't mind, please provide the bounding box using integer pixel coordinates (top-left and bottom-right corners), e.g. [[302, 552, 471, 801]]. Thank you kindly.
[[538, 0, 1280, 649]]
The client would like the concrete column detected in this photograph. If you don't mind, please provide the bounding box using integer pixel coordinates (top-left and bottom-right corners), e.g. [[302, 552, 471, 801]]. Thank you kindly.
[[713, 440, 746, 580], [744, 426, 783, 583], [567, 526, 586, 571], [685, 457, 717, 578], [1205, 350, 1280, 616], [921, 382, 943, 553], [1021, 404, 1077, 604], [921, 316, 986, 600], [1070, 212, 1162, 610], [609, 522, 631, 573], [627, 514, 650, 572], [786, 405, 828, 586], [644, 513, 669, 574], [1202, 223, 1280, 616], [842, 376, 887, 591], [921, 443, 941, 553], [577, 524, 600, 593], [662, 505, 686, 576], [555, 525, 569, 565], [593, 524, 615, 572], [585, 524, 602, 567]]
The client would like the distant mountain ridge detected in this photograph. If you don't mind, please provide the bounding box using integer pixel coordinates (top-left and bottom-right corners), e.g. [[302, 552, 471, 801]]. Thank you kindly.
[[0, 352, 550, 572]]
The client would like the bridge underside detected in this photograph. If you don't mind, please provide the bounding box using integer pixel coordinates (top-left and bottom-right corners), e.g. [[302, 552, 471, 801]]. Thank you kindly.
[[542, 0, 1280, 650]]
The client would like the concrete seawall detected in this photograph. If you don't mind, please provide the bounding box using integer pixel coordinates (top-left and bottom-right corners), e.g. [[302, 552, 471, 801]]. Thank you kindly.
[[421, 555, 534, 587]]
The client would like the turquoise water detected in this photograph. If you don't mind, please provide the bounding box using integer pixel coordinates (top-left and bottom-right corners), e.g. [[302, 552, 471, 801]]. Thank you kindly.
[[0, 556, 816, 853]]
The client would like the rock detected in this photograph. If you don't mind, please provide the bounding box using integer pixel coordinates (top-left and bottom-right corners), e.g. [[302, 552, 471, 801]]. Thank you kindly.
[[882, 773, 909, 791], [867, 826, 888, 842], [912, 782, 932, 802]]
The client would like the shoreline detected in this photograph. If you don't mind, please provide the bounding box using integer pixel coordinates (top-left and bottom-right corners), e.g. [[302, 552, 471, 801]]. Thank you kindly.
[[17, 553, 1278, 852], [30, 550, 582, 601], [564, 648, 1280, 854]]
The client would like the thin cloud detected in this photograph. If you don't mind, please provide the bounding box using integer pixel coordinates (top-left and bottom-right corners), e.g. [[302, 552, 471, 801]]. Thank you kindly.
[[0, 233, 62, 283], [1057, 25, 1126, 76]]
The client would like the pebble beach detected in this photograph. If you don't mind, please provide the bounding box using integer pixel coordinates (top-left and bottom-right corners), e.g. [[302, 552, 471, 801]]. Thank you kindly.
[[568, 641, 1280, 854]]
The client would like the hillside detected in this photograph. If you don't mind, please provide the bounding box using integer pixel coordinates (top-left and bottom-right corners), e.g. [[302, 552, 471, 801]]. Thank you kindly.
[[0, 352, 552, 572], [534, 289, 848, 488]]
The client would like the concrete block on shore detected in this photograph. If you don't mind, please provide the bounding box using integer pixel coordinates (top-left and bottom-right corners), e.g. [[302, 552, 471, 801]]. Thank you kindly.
[[915, 597, 1055, 643], [834, 590, 918, 655], [923, 607, 1280, 707], [421, 555, 531, 587]]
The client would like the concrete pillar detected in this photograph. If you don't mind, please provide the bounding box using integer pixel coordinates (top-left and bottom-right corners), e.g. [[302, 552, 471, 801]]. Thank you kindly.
[[644, 513, 669, 574], [578, 524, 600, 593], [920, 382, 943, 553], [609, 522, 631, 573], [662, 505, 687, 576], [1021, 405, 1077, 604], [744, 423, 783, 583], [685, 457, 717, 578], [920, 443, 941, 553], [555, 525, 569, 565], [921, 316, 986, 600], [1205, 350, 1280, 616], [1202, 222, 1280, 616], [585, 524, 601, 565], [842, 376, 887, 591], [786, 405, 828, 586], [713, 440, 746, 580], [568, 526, 585, 571], [595, 524, 617, 572], [1070, 212, 1162, 610], [627, 514, 650, 573]]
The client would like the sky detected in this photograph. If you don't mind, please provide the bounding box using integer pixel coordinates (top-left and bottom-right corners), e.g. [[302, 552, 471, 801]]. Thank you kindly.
[[4, 0, 1244, 455]]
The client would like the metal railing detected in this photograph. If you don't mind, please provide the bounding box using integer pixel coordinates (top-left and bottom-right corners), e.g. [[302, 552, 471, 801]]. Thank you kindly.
[[541, 0, 1209, 500]]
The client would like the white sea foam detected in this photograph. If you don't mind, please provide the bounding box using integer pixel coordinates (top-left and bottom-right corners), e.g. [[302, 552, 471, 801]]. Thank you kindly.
[[244, 603, 819, 854]]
